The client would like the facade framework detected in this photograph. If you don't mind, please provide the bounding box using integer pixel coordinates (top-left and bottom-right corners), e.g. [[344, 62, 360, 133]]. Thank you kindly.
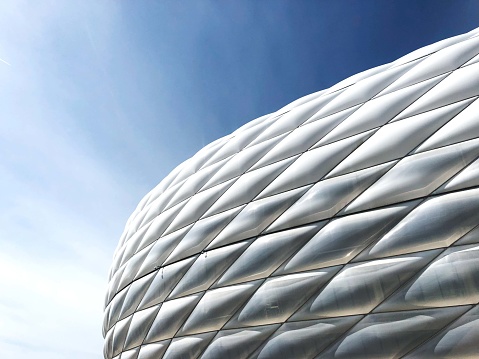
[[104, 27, 479, 359]]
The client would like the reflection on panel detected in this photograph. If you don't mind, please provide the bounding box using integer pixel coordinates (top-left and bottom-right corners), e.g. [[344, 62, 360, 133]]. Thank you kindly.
[[121, 347, 139, 359], [404, 305, 479, 359], [167, 241, 249, 299], [164, 206, 243, 264], [357, 188, 479, 260], [144, 295, 201, 343], [254, 105, 359, 168], [207, 186, 310, 249], [396, 62, 479, 120], [384, 36, 479, 94], [136, 256, 196, 311], [179, 280, 262, 335], [258, 130, 372, 198], [377, 244, 479, 311], [416, 97, 479, 153], [292, 250, 438, 320], [202, 134, 286, 190], [456, 225, 479, 246], [328, 98, 473, 177], [123, 306, 159, 350], [199, 325, 279, 359], [267, 161, 394, 232], [318, 307, 469, 359], [344, 138, 479, 214], [316, 75, 445, 146], [104, 27, 479, 359], [277, 202, 415, 274], [162, 332, 216, 359], [217, 223, 324, 286], [438, 155, 479, 193], [204, 157, 295, 217], [226, 269, 340, 328], [137, 341, 170, 359], [253, 316, 362, 359]]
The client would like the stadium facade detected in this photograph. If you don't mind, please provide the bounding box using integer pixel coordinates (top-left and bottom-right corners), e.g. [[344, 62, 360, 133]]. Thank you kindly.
[[104, 27, 479, 359]]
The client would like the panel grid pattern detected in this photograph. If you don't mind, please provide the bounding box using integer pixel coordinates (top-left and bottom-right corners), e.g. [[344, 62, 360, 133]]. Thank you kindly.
[[104, 27, 479, 359]]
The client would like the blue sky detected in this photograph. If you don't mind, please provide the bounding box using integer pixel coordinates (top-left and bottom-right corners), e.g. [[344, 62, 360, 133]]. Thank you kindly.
[[0, 1, 478, 358]]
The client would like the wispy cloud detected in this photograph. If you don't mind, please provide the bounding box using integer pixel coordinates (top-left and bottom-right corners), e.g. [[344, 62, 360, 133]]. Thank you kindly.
[[0, 57, 11, 66]]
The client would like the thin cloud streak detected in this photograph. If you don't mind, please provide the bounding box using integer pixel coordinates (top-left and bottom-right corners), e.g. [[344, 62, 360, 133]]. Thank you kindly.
[[0, 57, 11, 66]]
